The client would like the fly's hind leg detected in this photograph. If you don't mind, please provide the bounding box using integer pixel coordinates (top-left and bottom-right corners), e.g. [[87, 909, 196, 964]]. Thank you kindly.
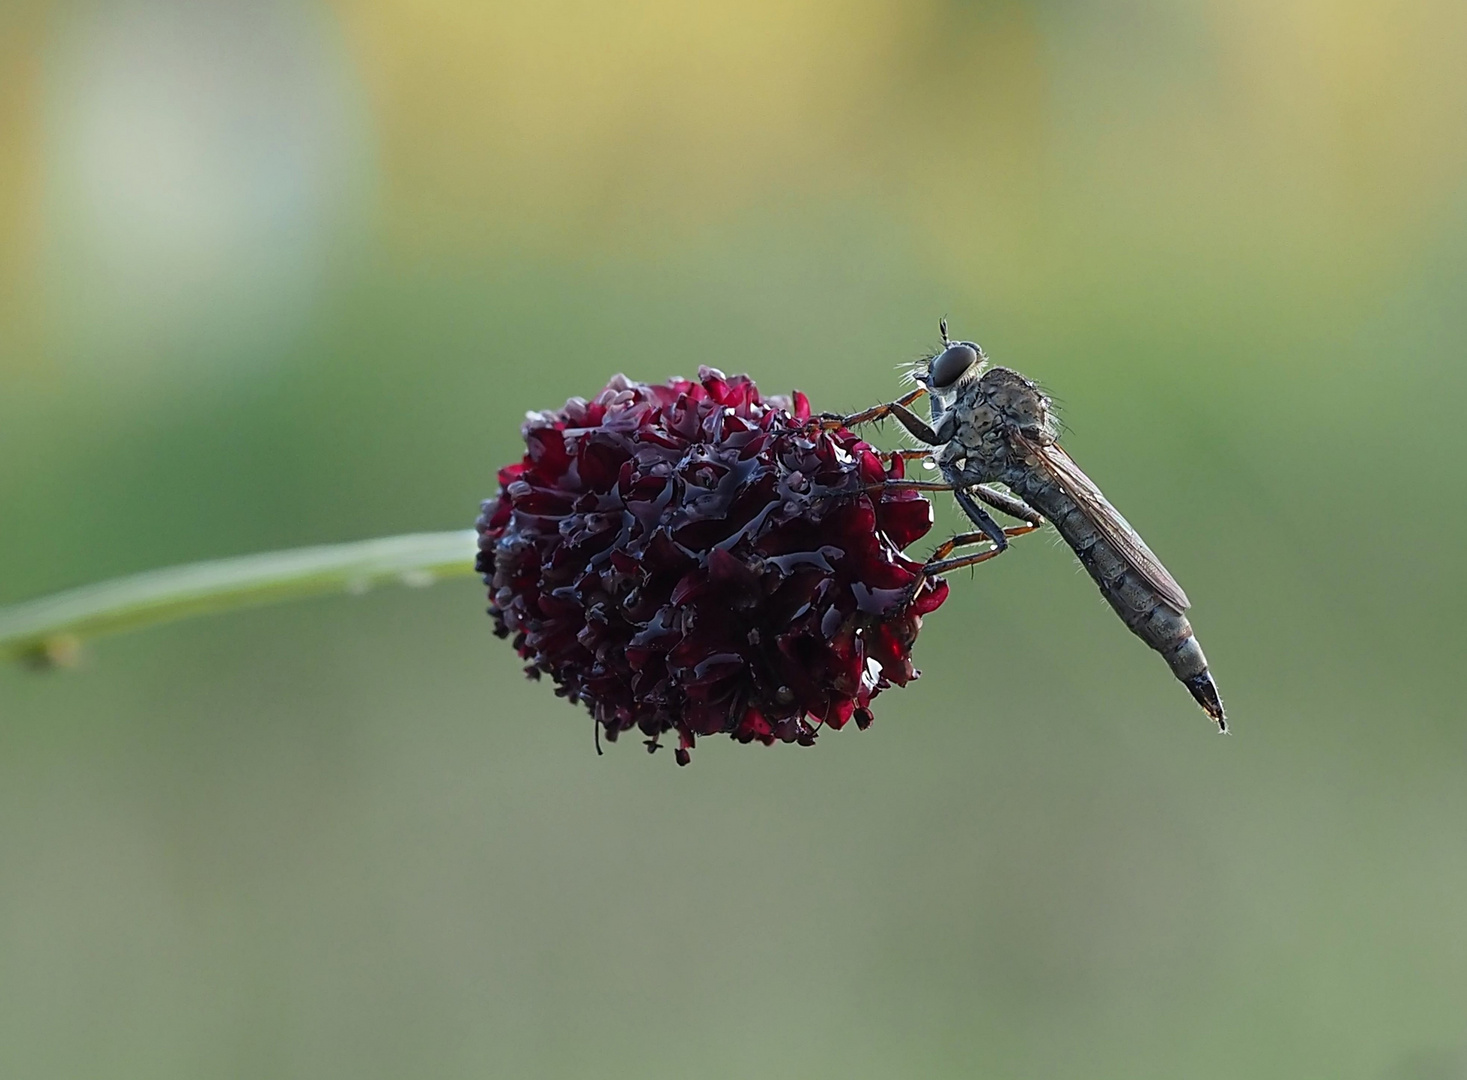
[[968, 485, 1043, 528], [922, 532, 1034, 575], [904, 512, 1039, 607], [917, 484, 1043, 581], [951, 486, 1015, 552], [891, 480, 1043, 607], [922, 506, 1040, 576], [927, 522, 1040, 564]]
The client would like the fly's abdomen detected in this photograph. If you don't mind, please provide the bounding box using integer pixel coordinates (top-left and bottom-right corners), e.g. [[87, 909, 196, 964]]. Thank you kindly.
[[1006, 468, 1226, 728]]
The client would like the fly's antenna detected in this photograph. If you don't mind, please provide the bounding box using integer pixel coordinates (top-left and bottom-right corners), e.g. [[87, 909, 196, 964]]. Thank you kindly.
[[939, 317, 951, 346]]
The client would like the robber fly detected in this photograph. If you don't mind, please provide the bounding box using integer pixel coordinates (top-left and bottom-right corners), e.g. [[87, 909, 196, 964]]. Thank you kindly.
[[825, 320, 1226, 731]]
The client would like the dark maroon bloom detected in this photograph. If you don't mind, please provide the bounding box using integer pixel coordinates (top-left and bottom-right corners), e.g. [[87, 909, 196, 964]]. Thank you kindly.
[[476, 368, 948, 764]]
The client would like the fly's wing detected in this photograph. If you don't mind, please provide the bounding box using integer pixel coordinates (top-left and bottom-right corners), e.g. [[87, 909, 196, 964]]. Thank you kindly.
[[1013, 433, 1192, 611]]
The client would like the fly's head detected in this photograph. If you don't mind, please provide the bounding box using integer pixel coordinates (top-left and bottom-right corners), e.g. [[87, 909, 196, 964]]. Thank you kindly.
[[978, 367, 1058, 446], [916, 323, 988, 404]]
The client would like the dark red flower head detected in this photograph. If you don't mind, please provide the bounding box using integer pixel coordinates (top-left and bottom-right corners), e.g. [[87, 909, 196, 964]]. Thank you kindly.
[[476, 368, 947, 764]]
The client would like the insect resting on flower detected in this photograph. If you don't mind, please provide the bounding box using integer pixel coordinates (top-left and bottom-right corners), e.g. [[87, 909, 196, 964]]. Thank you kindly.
[[478, 323, 1224, 764], [822, 319, 1226, 731]]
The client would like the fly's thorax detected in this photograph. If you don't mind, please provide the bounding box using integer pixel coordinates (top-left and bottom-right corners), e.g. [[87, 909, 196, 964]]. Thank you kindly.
[[977, 366, 1057, 444], [934, 366, 1056, 483], [936, 386, 1008, 483]]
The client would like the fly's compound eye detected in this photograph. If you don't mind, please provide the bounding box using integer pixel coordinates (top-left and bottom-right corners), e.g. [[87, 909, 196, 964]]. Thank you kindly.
[[929, 342, 980, 388]]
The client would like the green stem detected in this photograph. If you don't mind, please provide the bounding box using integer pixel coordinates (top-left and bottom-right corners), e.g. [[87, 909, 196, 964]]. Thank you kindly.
[[0, 530, 480, 666]]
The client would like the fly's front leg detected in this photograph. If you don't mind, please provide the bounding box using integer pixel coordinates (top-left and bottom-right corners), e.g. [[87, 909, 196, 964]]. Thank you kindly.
[[820, 388, 942, 445], [888, 448, 935, 465], [820, 387, 923, 429], [882, 402, 945, 446]]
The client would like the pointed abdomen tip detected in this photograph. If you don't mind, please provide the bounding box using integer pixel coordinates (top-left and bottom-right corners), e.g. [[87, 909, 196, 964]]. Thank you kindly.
[[1182, 671, 1227, 733]]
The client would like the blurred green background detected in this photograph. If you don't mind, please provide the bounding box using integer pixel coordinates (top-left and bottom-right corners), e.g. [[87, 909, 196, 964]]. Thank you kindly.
[[2, 1, 1465, 1076]]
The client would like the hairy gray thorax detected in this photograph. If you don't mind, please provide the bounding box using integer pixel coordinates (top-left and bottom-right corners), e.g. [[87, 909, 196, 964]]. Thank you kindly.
[[933, 366, 1054, 487]]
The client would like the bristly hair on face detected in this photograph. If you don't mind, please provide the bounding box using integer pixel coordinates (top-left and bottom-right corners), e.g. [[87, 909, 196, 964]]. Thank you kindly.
[[899, 332, 950, 389]]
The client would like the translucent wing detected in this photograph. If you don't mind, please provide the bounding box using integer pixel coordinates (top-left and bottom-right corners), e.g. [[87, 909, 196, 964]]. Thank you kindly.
[[1014, 433, 1192, 612]]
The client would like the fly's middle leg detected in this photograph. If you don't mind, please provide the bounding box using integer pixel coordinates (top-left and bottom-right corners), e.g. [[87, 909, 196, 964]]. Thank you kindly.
[[864, 479, 954, 494], [868, 478, 1043, 540]]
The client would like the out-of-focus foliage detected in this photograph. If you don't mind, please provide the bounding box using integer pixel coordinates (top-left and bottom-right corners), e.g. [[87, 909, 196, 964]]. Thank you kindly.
[[2, 2, 1465, 1077]]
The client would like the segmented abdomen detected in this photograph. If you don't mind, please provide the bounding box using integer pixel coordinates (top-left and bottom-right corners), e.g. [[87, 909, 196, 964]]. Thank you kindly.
[[1003, 467, 1223, 722]]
